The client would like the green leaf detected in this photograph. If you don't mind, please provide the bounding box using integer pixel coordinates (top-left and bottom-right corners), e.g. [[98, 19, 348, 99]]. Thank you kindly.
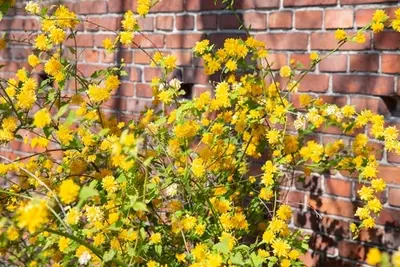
[[78, 185, 99, 207], [155, 245, 162, 256], [230, 252, 244, 266], [103, 250, 115, 262], [55, 104, 69, 120], [214, 241, 230, 254], [133, 202, 148, 212]]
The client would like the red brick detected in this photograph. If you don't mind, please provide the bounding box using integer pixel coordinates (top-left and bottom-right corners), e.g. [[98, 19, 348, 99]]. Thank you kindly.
[[295, 174, 322, 193], [119, 83, 134, 97], [379, 165, 400, 185], [129, 68, 141, 82], [355, 7, 398, 28], [338, 241, 368, 262], [294, 211, 350, 237], [144, 68, 162, 82], [147, 0, 184, 12], [176, 15, 194, 30], [134, 51, 152, 65], [319, 54, 347, 72], [269, 11, 292, 29], [290, 54, 312, 70], [350, 54, 379, 72], [342, 0, 398, 4], [234, 0, 280, 8], [389, 188, 400, 207], [375, 32, 400, 50], [65, 33, 94, 47], [84, 17, 121, 31], [325, 9, 354, 29], [174, 51, 192, 66], [219, 14, 241, 29], [297, 74, 330, 93], [107, 0, 131, 13], [265, 53, 287, 70], [165, 34, 205, 49], [382, 54, 400, 74], [77, 1, 107, 14], [138, 17, 154, 31], [308, 195, 355, 218], [333, 75, 394, 96], [83, 50, 99, 63], [377, 208, 400, 227], [197, 14, 217, 30], [350, 96, 390, 115], [319, 95, 348, 107], [183, 68, 210, 84], [156, 16, 174, 31], [325, 178, 352, 197], [387, 152, 400, 164], [257, 33, 308, 50], [284, 0, 336, 6], [243, 12, 267, 30], [295, 10, 322, 29], [134, 34, 164, 48], [311, 32, 371, 50], [135, 83, 153, 98], [185, 0, 225, 11]]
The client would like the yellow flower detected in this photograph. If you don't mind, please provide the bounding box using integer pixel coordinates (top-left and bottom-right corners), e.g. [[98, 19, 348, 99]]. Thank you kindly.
[[6, 226, 19, 241], [88, 84, 111, 103], [262, 230, 275, 244], [334, 29, 347, 41], [164, 55, 177, 70], [105, 75, 120, 91], [279, 65, 291, 78], [259, 187, 273, 201], [44, 56, 62, 77], [176, 253, 186, 263], [59, 179, 80, 204], [392, 249, 400, 267], [272, 239, 290, 258], [56, 124, 74, 145], [102, 175, 118, 193], [17, 199, 49, 233], [194, 39, 210, 55], [277, 205, 292, 221], [225, 59, 237, 72], [371, 22, 384, 33], [266, 129, 280, 145], [122, 10, 137, 31], [35, 34, 49, 51], [103, 38, 115, 53], [28, 54, 40, 67], [120, 31, 134, 45], [371, 178, 386, 192], [137, 0, 151, 16], [0, 38, 6, 50], [66, 208, 80, 225], [355, 32, 366, 44], [25, 2, 40, 14], [33, 108, 51, 128], [372, 9, 388, 23], [309, 51, 319, 61], [150, 232, 161, 244], [367, 198, 382, 213], [50, 28, 66, 45], [192, 243, 208, 261], [58, 237, 70, 253]]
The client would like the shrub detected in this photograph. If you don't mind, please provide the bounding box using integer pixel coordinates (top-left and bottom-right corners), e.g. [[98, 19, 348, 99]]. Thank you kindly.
[[0, 0, 399, 266]]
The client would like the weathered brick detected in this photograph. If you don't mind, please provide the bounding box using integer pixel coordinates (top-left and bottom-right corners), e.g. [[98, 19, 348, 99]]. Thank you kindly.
[[350, 96, 390, 115], [77, 1, 107, 14], [325, 9, 354, 29], [382, 54, 400, 74], [156, 16, 174, 31], [165, 34, 204, 49], [197, 14, 218, 30], [308, 195, 356, 218], [375, 32, 400, 50], [219, 14, 242, 29], [342, 0, 398, 4], [333, 75, 394, 95], [243, 12, 267, 30], [257, 33, 308, 50], [319, 54, 347, 72], [350, 54, 379, 72], [389, 188, 400, 207], [269, 11, 292, 29], [176, 15, 195, 30], [284, 0, 336, 6], [295, 10, 322, 29], [325, 178, 352, 197], [311, 32, 371, 50], [355, 7, 398, 28]]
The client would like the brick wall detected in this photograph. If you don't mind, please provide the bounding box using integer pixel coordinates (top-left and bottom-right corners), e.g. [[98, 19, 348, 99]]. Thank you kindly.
[[1, 0, 400, 266]]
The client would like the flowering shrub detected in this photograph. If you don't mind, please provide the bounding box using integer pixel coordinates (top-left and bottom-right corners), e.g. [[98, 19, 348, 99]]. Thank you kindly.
[[0, 0, 400, 266]]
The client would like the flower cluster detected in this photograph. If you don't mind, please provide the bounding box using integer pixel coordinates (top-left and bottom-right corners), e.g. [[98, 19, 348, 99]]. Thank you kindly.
[[0, 1, 399, 267]]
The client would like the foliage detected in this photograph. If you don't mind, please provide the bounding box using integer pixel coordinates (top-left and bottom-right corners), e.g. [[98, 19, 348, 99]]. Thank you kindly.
[[0, 1, 399, 266]]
